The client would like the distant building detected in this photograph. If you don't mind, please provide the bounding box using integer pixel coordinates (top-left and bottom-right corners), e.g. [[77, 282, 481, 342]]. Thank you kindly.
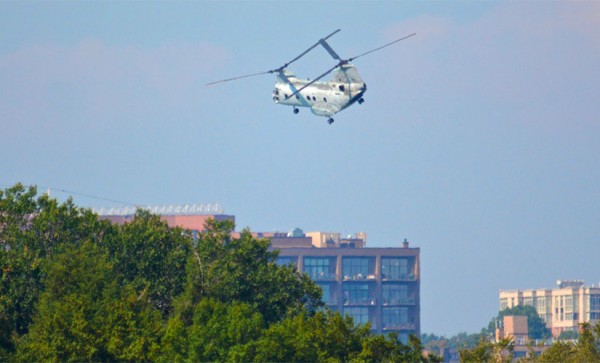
[[95, 204, 235, 237], [272, 229, 420, 341], [495, 316, 547, 359], [499, 280, 600, 337]]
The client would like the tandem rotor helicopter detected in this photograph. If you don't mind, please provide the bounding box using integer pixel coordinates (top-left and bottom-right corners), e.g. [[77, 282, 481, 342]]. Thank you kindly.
[[206, 29, 416, 125]]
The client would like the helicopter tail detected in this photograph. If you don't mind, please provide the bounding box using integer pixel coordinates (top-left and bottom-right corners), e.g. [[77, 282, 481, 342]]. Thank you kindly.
[[331, 64, 363, 84]]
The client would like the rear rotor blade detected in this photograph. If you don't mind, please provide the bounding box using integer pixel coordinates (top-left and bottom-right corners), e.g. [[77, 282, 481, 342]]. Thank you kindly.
[[276, 29, 341, 71], [348, 33, 416, 62], [207, 29, 341, 86], [319, 38, 341, 60], [205, 70, 271, 86]]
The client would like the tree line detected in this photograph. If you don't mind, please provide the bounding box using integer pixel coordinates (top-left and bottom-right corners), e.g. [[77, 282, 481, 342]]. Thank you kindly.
[[0, 184, 440, 362]]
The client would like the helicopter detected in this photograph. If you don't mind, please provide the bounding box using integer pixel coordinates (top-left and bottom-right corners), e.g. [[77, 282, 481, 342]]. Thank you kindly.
[[206, 29, 415, 125]]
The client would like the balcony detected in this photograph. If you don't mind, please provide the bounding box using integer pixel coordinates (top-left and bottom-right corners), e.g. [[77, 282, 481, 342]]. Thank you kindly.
[[383, 297, 416, 306], [382, 323, 416, 331], [343, 273, 377, 281], [343, 298, 377, 306], [381, 273, 416, 281], [308, 271, 337, 281]]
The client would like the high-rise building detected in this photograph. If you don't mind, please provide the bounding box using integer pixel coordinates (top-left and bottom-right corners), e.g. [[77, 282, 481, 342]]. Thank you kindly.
[[499, 280, 600, 337], [272, 230, 421, 341]]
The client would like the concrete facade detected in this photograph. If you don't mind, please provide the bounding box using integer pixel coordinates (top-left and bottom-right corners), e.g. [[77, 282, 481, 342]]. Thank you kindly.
[[499, 280, 600, 337], [274, 233, 420, 341]]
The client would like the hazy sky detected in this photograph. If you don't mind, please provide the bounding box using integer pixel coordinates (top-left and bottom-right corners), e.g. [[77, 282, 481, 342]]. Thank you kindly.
[[2, 1, 599, 336]]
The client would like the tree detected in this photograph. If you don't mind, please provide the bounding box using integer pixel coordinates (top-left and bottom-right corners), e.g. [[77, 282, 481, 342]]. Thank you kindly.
[[104, 209, 191, 318], [15, 241, 164, 362], [459, 336, 493, 363], [571, 322, 600, 363], [536, 341, 575, 362], [0, 184, 115, 357], [178, 220, 323, 325]]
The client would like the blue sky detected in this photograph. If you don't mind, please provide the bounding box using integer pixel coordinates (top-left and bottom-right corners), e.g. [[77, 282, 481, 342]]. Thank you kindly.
[[2, 1, 600, 336]]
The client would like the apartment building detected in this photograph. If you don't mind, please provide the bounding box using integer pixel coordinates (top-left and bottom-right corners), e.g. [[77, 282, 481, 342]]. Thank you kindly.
[[273, 230, 420, 341], [499, 280, 600, 337]]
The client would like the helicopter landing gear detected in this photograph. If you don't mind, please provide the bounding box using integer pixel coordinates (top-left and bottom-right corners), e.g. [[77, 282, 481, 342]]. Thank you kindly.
[[358, 98, 365, 104], [327, 117, 334, 125], [293, 107, 299, 114]]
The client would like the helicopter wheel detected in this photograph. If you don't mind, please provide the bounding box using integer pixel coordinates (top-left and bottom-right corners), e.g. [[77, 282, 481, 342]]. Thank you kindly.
[[327, 118, 334, 125], [358, 98, 364, 104], [293, 107, 299, 114]]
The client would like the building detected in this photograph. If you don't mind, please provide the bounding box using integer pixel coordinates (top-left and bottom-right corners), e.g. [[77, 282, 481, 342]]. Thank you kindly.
[[273, 230, 420, 341], [499, 280, 600, 337], [95, 204, 235, 237]]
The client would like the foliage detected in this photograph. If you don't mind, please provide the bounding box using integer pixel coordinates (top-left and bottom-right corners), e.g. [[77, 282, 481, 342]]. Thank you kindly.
[[558, 329, 579, 341], [104, 209, 191, 317], [15, 241, 163, 362], [1, 183, 435, 362], [178, 220, 323, 325]]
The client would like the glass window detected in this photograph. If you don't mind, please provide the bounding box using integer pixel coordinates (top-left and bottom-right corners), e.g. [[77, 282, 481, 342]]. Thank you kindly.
[[304, 257, 335, 280], [276, 256, 297, 268], [383, 307, 408, 329], [590, 295, 600, 311], [343, 283, 371, 305], [343, 257, 372, 280], [383, 284, 409, 305], [318, 283, 331, 305], [381, 257, 412, 280], [344, 307, 369, 326]]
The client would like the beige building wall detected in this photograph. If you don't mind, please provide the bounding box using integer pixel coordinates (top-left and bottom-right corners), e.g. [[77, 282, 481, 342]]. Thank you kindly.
[[499, 280, 600, 337], [306, 232, 341, 247]]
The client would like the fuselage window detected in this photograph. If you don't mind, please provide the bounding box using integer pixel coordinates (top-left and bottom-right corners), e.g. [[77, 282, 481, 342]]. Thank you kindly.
[[285, 94, 289, 98], [295, 95, 299, 99], [339, 85, 345, 92], [312, 96, 316, 101], [324, 97, 327, 102]]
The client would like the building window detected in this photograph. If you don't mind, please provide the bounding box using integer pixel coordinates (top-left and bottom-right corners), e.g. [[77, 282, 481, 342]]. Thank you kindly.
[[344, 307, 370, 326], [343, 283, 372, 305], [276, 256, 297, 268], [381, 257, 413, 280], [524, 297, 534, 307], [383, 284, 409, 305], [304, 257, 335, 280], [318, 283, 336, 305], [383, 307, 409, 330], [590, 295, 600, 311], [343, 257, 373, 280]]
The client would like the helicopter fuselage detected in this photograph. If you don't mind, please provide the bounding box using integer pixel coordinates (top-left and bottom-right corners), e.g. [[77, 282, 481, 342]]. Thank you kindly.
[[272, 65, 367, 118]]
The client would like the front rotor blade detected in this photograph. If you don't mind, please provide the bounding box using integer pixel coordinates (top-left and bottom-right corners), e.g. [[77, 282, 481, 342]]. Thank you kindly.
[[349, 33, 416, 62], [206, 70, 271, 86], [286, 63, 339, 99]]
